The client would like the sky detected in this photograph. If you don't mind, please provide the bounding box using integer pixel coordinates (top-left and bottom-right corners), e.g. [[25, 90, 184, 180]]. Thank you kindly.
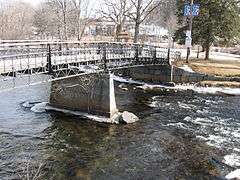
[[22, 0, 100, 9], [22, 0, 42, 6]]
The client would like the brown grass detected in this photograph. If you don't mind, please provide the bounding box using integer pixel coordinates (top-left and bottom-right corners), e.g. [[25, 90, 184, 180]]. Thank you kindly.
[[175, 59, 240, 77]]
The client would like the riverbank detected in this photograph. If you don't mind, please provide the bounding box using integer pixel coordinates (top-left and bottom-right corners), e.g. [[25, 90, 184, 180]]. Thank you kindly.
[[200, 81, 240, 88], [174, 58, 240, 88], [175, 59, 240, 77]]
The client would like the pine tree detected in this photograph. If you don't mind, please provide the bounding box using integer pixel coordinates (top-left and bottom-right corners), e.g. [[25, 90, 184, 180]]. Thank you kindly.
[[174, 0, 240, 60]]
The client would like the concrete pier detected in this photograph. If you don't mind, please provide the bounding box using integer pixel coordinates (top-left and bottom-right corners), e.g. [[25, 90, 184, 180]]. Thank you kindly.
[[49, 73, 118, 118]]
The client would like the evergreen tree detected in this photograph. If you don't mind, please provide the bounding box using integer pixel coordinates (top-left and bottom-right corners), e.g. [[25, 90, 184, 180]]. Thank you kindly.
[[174, 0, 240, 60]]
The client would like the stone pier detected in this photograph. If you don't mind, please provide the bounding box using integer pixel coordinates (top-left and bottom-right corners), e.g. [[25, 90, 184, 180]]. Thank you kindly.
[[113, 65, 211, 83], [49, 73, 118, 118]]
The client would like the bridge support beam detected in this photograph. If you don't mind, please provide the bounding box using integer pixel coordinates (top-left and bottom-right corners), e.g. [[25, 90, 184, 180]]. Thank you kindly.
[[49, 73, 118, 118]]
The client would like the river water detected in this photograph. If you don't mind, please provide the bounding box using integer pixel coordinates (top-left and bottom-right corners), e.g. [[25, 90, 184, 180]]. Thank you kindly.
[[0, 80, 239, 179]]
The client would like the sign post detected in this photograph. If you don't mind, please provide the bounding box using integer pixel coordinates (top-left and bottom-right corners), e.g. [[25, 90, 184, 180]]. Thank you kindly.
[[184, 0, 200, 63], [186, 0, 193, 63]]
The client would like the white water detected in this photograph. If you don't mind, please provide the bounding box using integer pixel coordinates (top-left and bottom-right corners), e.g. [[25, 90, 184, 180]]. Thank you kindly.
[[224, 154, 240, 167], [226, 169, 240, 179], [24, 76, 240, 171], [113, 75, 240, 96], [141, 83, 240, 96], [147, 92, 240, 170]]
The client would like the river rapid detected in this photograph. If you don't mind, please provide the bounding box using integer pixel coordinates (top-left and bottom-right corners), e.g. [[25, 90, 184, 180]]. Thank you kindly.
[[0, 80, 239, 179]]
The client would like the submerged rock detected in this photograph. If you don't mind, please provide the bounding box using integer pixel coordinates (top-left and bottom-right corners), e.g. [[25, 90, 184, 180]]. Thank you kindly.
[[118, 111, 139, 124]]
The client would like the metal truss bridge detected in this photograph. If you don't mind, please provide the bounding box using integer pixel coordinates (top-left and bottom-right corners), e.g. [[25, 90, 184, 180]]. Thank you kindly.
[[0, 41, 181, 90]]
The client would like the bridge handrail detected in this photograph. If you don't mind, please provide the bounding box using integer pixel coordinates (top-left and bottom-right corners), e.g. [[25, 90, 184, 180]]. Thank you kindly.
[[0, 41, 182, 90]]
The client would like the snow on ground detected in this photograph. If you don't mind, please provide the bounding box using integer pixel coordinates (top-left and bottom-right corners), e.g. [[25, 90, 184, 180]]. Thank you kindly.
[[24, 101, 118, 123], [176, 48, 240, 62], [112, 75, 145, 85], [178, 65, 195, 73]]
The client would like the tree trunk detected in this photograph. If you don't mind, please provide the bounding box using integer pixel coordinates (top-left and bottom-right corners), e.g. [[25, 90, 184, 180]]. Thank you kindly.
[[201, 45, 205, 52], [205, 43, 210, 60], [77, 7, 81, 41], [63, 13, 67, 41], [116, 24, 122, 42], [134, 22, 140, 43], [134, 0, 141, 43], [77, 16, 80, 41]]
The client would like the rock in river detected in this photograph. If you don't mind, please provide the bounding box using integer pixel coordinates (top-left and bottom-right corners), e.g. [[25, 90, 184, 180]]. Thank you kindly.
[[119, 111, 139, 124]]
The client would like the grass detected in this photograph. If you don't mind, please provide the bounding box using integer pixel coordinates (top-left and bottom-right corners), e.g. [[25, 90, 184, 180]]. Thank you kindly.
[[174, 59, 240, 77]]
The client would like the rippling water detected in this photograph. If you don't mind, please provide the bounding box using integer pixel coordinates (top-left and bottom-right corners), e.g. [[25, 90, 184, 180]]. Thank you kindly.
[[0, 81, 239, 179]]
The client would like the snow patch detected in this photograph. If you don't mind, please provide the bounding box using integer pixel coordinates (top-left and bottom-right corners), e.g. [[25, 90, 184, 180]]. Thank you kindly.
[[30, 102, 48, 113], [113, 75, 144, 85], [179, 65, 195, 73], [22, 101, 36, 108], [46, 105, 119, 123], [220, 89, 240, 96]]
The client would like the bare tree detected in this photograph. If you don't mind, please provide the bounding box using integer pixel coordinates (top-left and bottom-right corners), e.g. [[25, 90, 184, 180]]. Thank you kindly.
[[56, 0, 68, 40], [127, 0, 162, 43], [148, 0, 177, 39], [99, 0, 131, 41], [0, 0, 34, 40], [34, 0, 91, 40], [70, 0, 91, 40]]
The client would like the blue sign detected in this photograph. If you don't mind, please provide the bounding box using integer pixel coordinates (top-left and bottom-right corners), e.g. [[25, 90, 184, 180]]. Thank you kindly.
[[184, 4, 200, 16]]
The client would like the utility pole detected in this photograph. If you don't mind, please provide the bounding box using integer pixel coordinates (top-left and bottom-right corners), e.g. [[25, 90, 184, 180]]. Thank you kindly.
[[186, 0, 194, 63]]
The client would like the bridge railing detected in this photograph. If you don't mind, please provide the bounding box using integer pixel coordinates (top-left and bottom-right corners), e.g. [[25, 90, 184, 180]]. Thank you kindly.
[[0, 41, 181, 90]]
